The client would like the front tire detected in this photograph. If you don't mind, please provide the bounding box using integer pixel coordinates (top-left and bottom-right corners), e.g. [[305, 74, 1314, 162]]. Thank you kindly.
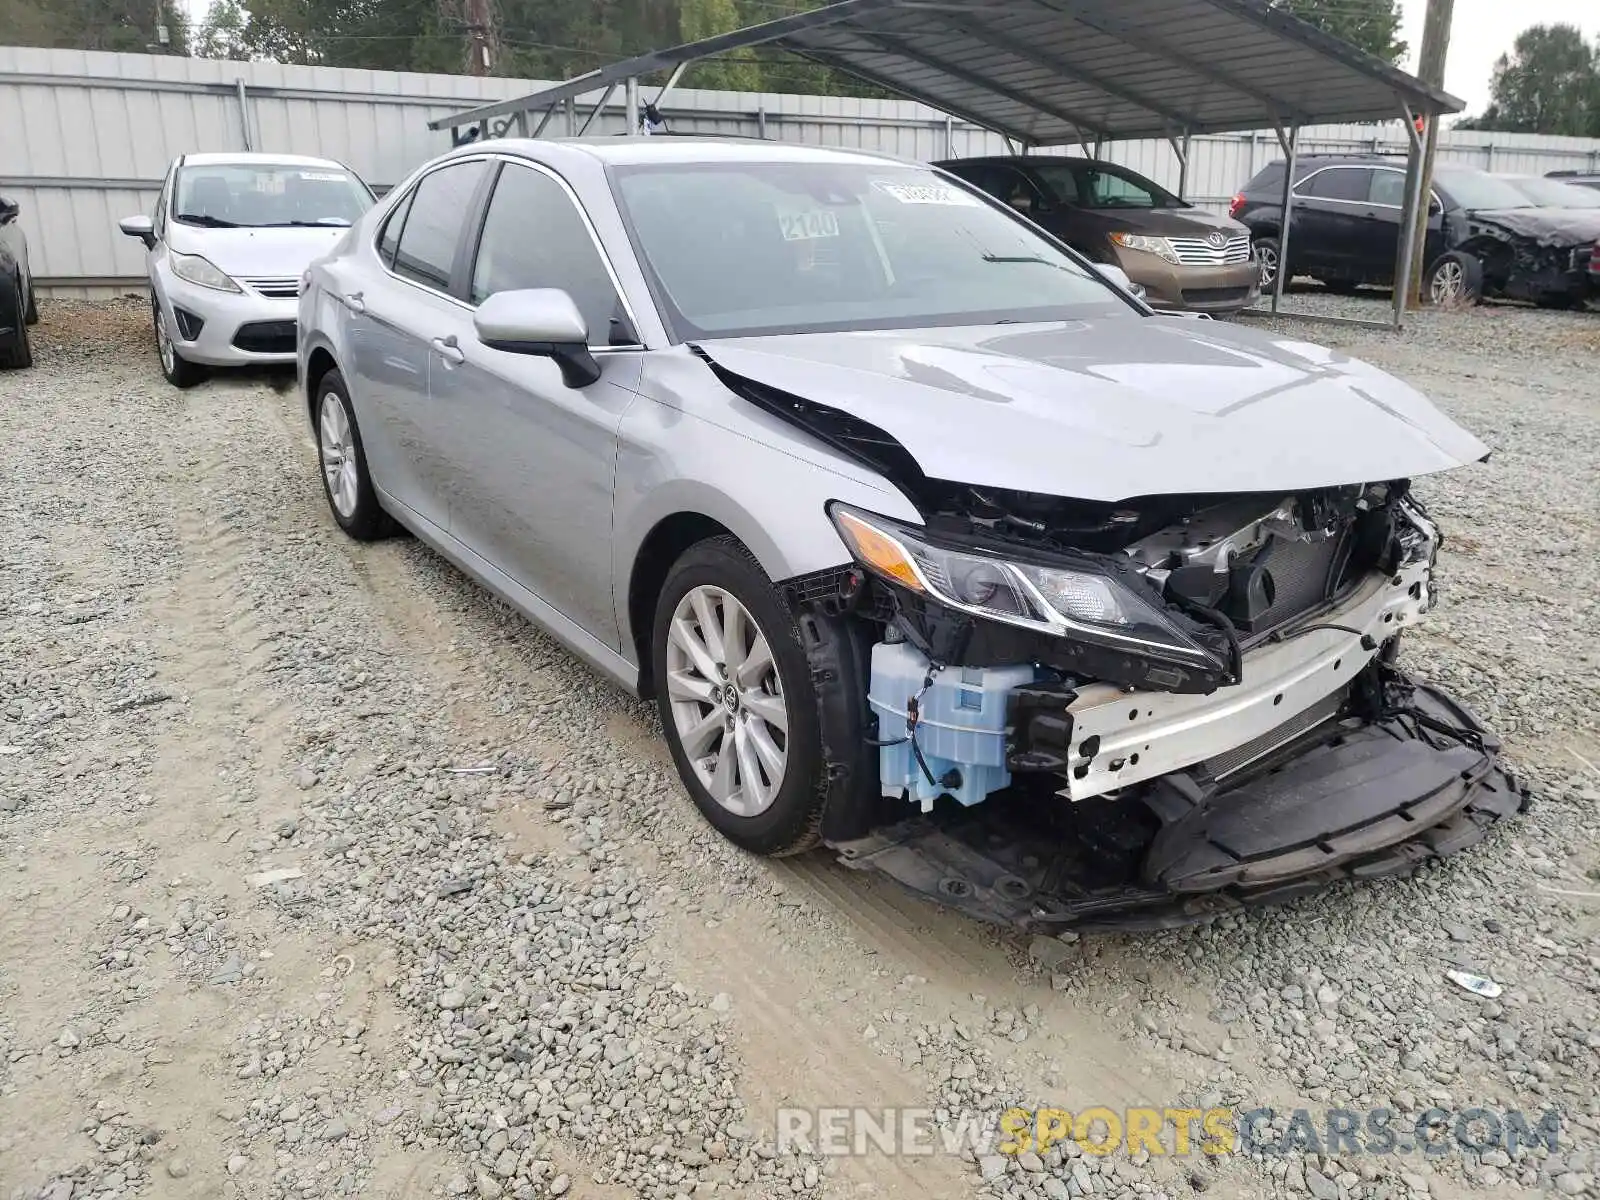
[[652, 536, 826, 856], [315, 368, 395, 541], [24, 277, 38, 325], [1, 275, 31, 370], [153, 297, 207, 388], [1423, 251, 1483, 308]]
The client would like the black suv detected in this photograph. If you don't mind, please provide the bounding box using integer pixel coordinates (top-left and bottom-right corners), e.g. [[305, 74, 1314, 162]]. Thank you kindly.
[[1233, 155, 1600, 308]]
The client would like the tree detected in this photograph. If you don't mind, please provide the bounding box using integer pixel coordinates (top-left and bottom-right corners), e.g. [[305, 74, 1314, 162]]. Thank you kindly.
[[1457, 24, 1600, 136], [0, 0, 189, 54], [1274, 0, 1406, 63]]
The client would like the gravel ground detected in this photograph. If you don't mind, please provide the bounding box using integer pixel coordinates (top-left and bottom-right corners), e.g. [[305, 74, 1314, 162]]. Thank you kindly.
[[1, 296, 1596, 1200]]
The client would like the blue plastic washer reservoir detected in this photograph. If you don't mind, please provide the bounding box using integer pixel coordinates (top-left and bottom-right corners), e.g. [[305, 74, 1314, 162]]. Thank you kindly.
[[867, 641, 1036, 811]]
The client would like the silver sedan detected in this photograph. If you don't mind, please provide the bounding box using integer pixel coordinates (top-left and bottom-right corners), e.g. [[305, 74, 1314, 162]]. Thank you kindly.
[[297, 138, 1523, 931]]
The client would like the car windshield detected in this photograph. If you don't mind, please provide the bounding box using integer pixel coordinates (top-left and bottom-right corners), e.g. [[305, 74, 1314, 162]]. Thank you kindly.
[[610, 161, 1128, 339], [1028, 161, 1186, 210], [1499, 175, 1600, 208], [1434, 170, 1536, 212], [173, 163, 373, 229]]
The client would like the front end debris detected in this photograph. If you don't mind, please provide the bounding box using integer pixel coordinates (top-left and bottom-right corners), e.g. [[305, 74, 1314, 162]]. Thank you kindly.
[[785, 478, 1529, 932]]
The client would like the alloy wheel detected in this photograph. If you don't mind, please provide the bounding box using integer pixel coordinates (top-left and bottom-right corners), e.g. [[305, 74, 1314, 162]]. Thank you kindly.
[[319, 391, 360, 520], [1430, 260, 1465, 305], [155, 306, 176, 375], [1257, 246, 1278, 289], [664, 584, 789, 817]]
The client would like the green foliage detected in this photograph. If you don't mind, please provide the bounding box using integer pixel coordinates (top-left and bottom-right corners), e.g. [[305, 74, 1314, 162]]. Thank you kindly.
[[1274, 0, 1406, 63], [1, 0, 189, 54], [1456, 24, 1600, 136], [183, 0, 878, 95]]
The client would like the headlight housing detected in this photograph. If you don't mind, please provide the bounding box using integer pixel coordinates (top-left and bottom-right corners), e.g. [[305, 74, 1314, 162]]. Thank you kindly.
[[829, 504, 1224, 669], [169, 251, 240, 293], [1110, 232, 1180, 265]]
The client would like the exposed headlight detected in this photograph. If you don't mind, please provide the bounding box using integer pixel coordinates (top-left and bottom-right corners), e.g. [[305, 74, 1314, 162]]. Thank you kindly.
[[829, 504, 1223, 668], [1110, 232, 1180, 265], [169, 251, 241, 293]]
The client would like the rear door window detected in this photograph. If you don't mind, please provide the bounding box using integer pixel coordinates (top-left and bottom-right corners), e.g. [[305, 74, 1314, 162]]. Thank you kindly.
[[391, 160, 488, 292], [1368, 170, 1407, 207], [1298, 167, 1372, 202], [377, 189, 415, 269]]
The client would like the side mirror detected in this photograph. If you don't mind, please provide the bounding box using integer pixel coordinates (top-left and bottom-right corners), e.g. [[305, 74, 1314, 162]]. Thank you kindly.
[[1093, 262, 1146, 300], [119, 214, 157, 249], [474, 288, 601, 389], [1428, 196, 1443, 216], [0, 196, 18, 226]]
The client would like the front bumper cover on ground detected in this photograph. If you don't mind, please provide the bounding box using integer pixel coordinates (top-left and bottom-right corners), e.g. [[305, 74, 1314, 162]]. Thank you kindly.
[[829, 669, 1528, 932]]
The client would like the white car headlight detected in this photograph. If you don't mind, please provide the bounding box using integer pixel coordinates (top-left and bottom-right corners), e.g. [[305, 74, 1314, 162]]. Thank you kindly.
[[828, 504, 1225, 670], [170, 251, 241, 293], [1110, 232, 1181, 266]]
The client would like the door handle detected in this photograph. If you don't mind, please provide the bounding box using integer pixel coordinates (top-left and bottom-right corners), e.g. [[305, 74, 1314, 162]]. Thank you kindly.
[[431, 335, 465, 366], [342, 291, 365, 314]]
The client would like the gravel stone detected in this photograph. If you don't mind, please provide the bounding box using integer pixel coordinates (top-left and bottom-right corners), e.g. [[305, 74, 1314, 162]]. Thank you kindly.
[[4, 298, 1600, 1200]]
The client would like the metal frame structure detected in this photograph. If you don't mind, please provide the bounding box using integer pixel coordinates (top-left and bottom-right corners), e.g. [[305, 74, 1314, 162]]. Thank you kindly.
[[429, 0, 1463, 330]]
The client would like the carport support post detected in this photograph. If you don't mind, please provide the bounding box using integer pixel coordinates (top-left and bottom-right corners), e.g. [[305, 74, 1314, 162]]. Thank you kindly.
[[624, 76, 641, 135], [1271, 121, 1299, 315], [234, 78, 254, 151], [1168, 133, 1191, 201], [1393, 102, 1427, 331]]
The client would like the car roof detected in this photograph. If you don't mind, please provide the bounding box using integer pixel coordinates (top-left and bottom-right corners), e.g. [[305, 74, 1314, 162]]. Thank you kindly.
[[934, 156, 1120, 169], [178, 151, 354, 170], [470, 137, 913, 169]]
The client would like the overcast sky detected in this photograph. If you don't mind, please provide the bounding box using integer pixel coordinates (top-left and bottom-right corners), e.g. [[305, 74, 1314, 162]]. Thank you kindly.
[[1400, 0, 1596, 114], [179, 0, 1593, 118]]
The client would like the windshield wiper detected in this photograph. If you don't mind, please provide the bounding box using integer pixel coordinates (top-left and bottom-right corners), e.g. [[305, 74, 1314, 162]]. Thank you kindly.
[[260, 219, 351, 227], [175, 214, 240, 228], [981, 253, 1060, 267]]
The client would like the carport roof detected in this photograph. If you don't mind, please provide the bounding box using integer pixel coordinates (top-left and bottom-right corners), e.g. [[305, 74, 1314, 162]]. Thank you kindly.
[[431, 0, 1464, 143]]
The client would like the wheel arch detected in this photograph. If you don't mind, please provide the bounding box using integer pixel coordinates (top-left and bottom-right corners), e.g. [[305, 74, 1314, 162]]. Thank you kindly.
[[302, 341, 341, 427], [624, 511, 746, 700]]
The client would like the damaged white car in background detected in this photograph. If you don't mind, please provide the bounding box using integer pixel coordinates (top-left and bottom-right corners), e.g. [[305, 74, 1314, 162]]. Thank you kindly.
[[297, 138, 1527, 933]]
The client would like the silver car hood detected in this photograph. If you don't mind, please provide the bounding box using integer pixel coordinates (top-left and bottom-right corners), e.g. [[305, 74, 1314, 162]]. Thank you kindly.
[[695, 318, 1490, 501]]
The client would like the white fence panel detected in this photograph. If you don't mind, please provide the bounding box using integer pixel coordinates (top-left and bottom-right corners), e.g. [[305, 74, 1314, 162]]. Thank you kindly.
[[4, 46, 1600, 292]]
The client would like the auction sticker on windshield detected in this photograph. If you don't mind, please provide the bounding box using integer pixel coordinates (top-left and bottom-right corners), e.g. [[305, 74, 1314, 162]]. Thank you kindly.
[[777, 208, 841, 241], [873, 181, 980, 206]]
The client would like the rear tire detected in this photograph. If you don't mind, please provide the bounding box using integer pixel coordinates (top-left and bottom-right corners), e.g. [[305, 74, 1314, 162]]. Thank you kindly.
[[652, 536, 826, 857], [1, 275, 31, 370], [24, 278, 38, 325], [153, 297, 207, 388], [314, 368, 396, 541], [1255, 238, 1281, 290]]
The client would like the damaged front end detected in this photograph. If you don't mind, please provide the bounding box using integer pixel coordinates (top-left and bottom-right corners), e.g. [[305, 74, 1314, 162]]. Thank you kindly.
[[785, 476, 1527, 932], [1465, 208, 1600, 305]]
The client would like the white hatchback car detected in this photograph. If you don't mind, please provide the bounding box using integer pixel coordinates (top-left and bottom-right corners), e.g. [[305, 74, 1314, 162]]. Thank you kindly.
[[119, 152, 374, 387]]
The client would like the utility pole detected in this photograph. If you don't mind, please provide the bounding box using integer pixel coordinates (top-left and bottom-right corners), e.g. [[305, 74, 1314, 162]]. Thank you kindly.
[[1402, 0, 1454, 308], [152, 0, 171, 52], [463, 0, 496, 76]]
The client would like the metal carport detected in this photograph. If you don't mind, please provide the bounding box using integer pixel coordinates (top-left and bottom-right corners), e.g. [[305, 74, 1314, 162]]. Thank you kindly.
[[430, 0, 1464, 330]]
